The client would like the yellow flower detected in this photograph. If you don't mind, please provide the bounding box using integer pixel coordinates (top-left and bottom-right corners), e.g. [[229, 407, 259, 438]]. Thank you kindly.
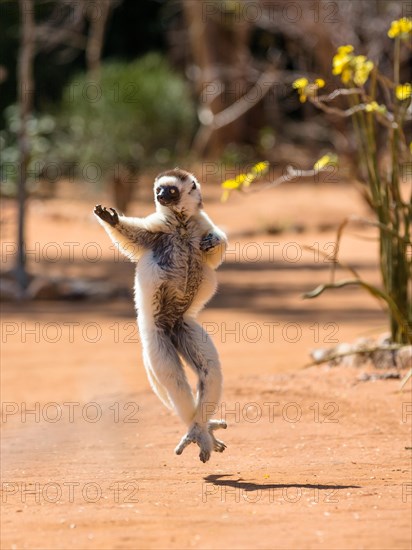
[[251, 161, 269, 175], [242, 173, 255, 187], [220, 161, 269, 200], [332, 45, 373, 86], [293, 77, 309, 102], [336, 45, 354, 55], [395, 83, 412, 101], [365, 101, 386, 114], [242, 161, 270, 188], [292, 77, 309, 89], [352, 56, 374, 86], [388, 17, 412, 39], [332, 45, 354, 77], [222, 174, 247, 189], [292, 77, 325, 102], [314, 153, 338, 171]]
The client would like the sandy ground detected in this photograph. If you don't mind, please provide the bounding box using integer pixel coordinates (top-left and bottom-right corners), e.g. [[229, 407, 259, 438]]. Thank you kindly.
[[1, 177, 411, 549]]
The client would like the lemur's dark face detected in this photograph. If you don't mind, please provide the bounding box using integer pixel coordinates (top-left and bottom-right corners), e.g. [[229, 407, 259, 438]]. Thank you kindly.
[[154, 169, 203, 216]]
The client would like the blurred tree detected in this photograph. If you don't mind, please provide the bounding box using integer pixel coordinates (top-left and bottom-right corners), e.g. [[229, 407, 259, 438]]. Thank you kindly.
[[0, 0, 165, 127], [182, 0, 258, 156], [55, 54, 195, 176], [34, 0, 121, 79], [173, 0, 408, 159], [16, 0, 35, 290], [85, 0, 113, 79], [10, 0, 122, 291]]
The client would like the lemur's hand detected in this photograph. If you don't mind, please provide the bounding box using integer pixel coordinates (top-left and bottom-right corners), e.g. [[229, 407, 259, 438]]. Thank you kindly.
[[94, 205, 119, 227], [200, 232, 221, 252]]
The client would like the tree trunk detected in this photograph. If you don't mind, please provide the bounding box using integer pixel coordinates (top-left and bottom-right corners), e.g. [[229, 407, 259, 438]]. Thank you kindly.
[[182, 0, 253, 156], [16, 0, 35, 290], [86, 0, 112, 80]]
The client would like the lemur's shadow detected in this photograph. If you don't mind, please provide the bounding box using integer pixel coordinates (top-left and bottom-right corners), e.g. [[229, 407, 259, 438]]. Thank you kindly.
[[204, 474, 360, 491]]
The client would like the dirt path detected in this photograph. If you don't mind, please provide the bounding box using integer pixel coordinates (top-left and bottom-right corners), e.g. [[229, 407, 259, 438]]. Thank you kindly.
[[1, 181, 411, 549]]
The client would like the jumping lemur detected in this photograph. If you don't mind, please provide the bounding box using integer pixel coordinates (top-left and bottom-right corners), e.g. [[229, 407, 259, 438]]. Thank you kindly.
[[94, 169, 228, 462]]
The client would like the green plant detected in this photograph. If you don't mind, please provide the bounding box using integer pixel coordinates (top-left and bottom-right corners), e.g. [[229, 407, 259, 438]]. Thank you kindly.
[[57, 53, 196, 172], [221, 17, 412, 346], [300, 18, 411, 345], [1, 54, 196, 197], [0, 106, 58, 196]]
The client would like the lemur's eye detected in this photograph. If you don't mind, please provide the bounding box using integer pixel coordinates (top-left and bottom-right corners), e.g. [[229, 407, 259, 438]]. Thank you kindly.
[[170, 188, 176, 194]]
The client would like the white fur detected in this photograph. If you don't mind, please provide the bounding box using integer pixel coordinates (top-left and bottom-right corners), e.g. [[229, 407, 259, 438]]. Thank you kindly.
[[94, 171, 228, 462]]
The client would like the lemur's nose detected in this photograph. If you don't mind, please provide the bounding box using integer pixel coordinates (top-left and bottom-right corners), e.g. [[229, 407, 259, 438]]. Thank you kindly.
[[156, 185, 180, 203]]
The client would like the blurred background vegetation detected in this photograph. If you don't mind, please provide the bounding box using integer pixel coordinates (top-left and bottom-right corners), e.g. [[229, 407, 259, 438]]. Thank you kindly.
[[1, 0, 409, 188], [0, 1, 410, 310]]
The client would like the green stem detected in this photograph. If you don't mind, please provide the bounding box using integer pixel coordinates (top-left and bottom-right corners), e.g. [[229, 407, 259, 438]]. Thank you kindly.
[[389, 36, 409, 343], [304, 279, 409, 342]]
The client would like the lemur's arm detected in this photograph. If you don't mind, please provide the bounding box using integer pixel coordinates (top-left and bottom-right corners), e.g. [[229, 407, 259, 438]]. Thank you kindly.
[[94, 205, 159, 261], [197, 211, 228, 269]]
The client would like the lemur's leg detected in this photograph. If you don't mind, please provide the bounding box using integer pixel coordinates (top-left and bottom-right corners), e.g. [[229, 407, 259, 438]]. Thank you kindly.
[[143, 327, 215, 462], [142, 349, 173, 410], [174, 317, 223, 424], [173, 318, 226, 456], [141, 328, 196, 425]]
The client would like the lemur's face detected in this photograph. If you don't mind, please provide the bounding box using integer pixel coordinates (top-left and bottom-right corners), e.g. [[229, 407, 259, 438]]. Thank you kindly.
[[154, 169, 203, 217]]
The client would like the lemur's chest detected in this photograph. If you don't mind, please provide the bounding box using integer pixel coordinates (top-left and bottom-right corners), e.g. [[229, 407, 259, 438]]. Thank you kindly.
[[151, 230, 203, 280], [149, 229, 204, 321]]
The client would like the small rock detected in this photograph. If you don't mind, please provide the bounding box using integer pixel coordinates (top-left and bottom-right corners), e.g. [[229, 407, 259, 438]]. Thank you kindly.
[[334, 343, 354, 367], [0, 278, 23, 301], [26, 277, 60, 300], [376, 332, 391, 346], [371, 349, 397, 369], [396, 347, 412, 369], [310, 348, 332, 363]]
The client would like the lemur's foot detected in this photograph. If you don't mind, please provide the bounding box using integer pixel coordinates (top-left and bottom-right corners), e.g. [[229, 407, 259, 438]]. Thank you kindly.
[[208, 420, 227, 452], [94, 205, 119, 226], [208, 419, 227, 432], [175, 423, 213, 463], [200, 233, 221, 252], [210, 433, 226, 452]]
